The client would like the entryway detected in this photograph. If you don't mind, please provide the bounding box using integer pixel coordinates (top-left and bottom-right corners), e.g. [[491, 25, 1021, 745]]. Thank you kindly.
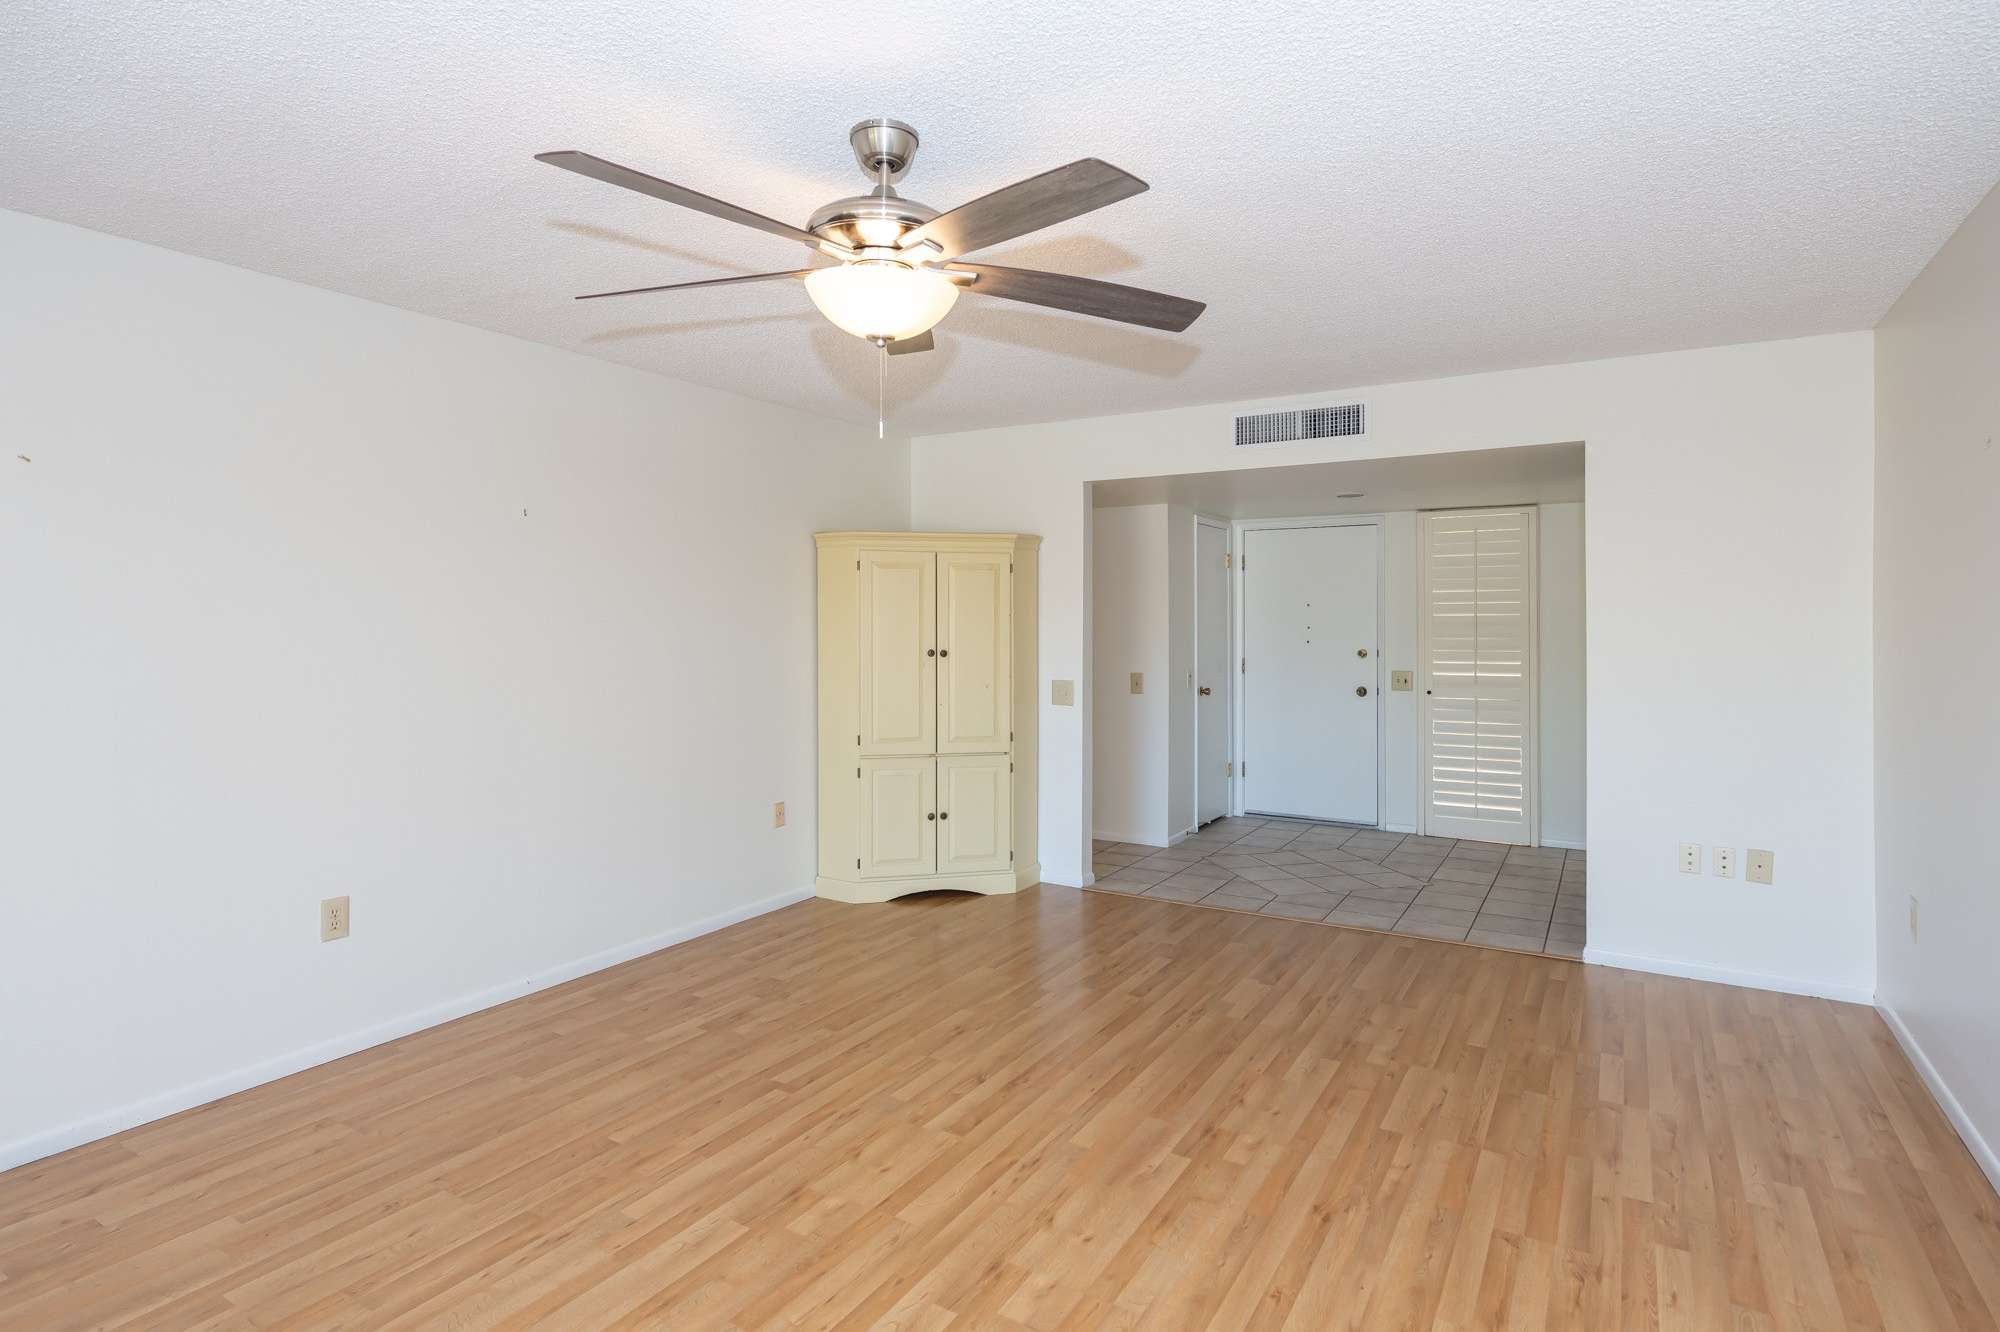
[[1089, 442, 1587, 959]]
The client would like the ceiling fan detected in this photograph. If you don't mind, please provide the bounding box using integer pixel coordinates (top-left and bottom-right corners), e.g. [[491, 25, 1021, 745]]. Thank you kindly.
[[535, 118, 1206, 356]]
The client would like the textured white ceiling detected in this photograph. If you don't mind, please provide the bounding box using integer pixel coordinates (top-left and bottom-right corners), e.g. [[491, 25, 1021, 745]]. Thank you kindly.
[[5, 1, 1998, 435]]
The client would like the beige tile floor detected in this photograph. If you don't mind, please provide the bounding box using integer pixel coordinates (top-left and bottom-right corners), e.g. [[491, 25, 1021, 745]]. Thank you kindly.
[[1090, 817, 1586, 957]]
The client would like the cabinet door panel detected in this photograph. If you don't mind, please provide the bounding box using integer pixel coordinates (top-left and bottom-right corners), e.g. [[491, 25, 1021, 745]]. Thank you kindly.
[[859, 758, 935, 879], [937, 553, 1011, 753], [937, 755, 1012, 875], [859, 551, 935, 755]]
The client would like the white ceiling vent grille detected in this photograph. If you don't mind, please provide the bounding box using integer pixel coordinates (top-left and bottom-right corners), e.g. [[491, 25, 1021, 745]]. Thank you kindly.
[[1234, 401, 1367, 447]]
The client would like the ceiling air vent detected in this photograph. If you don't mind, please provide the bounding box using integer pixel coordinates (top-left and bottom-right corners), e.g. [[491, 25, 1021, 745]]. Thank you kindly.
[[1234, 401, 1367, 447]]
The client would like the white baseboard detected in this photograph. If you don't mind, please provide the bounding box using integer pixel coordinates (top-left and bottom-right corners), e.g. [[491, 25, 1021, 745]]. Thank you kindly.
[[1582, 946, 1875, 1005], [1878, 1002, 2000, 1195], [1540, 837, 1587, 850], [1040, 870, 1090, 889], [1093, 831, 1166, 848], [0, 886, 814, 1174], [1382, 822, 1417, 834]]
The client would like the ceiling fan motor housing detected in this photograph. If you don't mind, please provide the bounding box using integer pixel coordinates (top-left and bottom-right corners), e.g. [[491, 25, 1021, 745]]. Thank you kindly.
[[849, 118, 919, 182]]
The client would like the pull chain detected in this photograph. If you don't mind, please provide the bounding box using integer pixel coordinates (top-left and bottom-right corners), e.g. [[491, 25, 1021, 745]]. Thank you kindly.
[[878, 341, 886, 439]]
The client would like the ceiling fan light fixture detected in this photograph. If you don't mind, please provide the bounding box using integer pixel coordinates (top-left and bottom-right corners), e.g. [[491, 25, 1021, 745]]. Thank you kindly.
[[804, 261, 959, 342]]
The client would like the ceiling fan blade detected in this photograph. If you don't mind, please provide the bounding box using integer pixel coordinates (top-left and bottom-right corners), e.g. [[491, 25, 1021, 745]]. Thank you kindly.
[[536, 150, 845, 255], [574, 269, 815, 301], [886, 330, 935, 355], [899, 159, 1147, 259], [945, 262, 1205, 332]]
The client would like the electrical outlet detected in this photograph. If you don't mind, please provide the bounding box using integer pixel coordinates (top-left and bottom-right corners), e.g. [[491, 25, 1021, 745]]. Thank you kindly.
[[1679, 842, 1701, 875], [320, 896, 350, 942], [1908, 894, 1919, 940], [1129, 671, 1144, 694], [1746, 848, 1774, 885], [1390, 670, 1414, 691], [1713, 846, 1735, 878], [1051, 679, 1075, 706], [772, 801, 786, 828]]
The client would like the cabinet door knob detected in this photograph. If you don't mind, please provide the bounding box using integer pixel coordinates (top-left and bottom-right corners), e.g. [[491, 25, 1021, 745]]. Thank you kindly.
[[938, 649, 949, 658], [928, 812, 936, 821], [938, 811, 949, 820], [927, 648, 936, 657]]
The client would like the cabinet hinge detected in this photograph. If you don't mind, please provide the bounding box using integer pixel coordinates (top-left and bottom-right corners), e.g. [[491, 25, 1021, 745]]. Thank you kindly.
[[1225, 552, 1233, 569], [1226, 760, 1234, 777], [856, 767, 861, 778], [1241, 656, 1246, 673], [856, 733, 861, 746], [1010, 850, 1015, 862], [857, 858, 862, 869], [856, 559, 861, 570]]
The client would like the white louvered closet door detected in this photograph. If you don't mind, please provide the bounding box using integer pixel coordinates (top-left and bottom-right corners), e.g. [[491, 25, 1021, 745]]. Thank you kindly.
[[1420, 509, 1536, 845]]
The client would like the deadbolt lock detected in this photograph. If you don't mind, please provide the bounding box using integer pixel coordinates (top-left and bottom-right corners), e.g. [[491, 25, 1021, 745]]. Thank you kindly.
[[1356, 648, 1369, 658]]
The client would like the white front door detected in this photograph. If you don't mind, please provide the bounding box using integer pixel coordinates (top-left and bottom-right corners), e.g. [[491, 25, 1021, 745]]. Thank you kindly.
[[1420, 508, 1536, 845], [1242, 523, 1379, 823], [1195, 519, 1232, 825]]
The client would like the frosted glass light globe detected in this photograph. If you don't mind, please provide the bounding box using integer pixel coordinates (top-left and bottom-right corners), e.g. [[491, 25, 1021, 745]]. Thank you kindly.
[[805, 262, 959, 342]]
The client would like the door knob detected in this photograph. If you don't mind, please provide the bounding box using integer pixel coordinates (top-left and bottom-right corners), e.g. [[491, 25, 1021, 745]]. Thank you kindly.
[[1355, 685, 1369, 697], [1198, 686, 1212, 696], [1356, 648, 1369, 659]]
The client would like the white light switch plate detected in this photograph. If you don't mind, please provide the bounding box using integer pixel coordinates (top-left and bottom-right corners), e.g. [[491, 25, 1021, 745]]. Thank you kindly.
[[1051, 679, 1075, 706], [1129, 672, 1144, 694]]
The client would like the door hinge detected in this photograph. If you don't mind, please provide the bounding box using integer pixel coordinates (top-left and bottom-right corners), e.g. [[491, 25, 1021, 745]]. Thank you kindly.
[[856, 559, 861, 570], [1240, 656, 1246, 673], [1226, 760, 1234, 777], [1225, 552, 1233, 569], [1242, 762, 1248, 776], [1009, 762, 1014, 772]]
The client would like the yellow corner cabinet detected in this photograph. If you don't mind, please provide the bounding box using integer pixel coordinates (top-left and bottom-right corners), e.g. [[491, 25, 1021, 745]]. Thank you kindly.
[[816, 531, 1039, 902]]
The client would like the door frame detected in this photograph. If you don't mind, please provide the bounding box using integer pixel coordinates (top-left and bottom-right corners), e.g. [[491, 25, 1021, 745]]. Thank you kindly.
[[1416, 505, 1541, 845], [1230, 514, 1387, 827], [1191, 513, 1233, 831]]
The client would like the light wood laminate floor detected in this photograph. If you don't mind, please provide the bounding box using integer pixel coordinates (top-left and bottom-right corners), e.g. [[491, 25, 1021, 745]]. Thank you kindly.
[[3, 886, 1996, 1330]]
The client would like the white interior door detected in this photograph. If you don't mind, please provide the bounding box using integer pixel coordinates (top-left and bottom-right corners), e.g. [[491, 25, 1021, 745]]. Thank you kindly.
[[1195, 519, 1231, 826], [1242, 523, 1379, 823], [1421, 508, 1536, 844]]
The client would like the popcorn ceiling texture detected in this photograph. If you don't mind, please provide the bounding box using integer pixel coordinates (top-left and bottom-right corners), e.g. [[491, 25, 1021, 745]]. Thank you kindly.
[[4, 0, 1997, 435]]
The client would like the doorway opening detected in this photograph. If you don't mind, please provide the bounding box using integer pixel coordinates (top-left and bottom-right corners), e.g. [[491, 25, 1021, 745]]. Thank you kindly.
[[1087, 442, 1586, 956]]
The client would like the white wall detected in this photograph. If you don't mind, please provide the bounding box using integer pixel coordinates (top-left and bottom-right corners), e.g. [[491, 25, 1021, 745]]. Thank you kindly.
[[1539, 503, 1587, 847], [1090, 504, 1170, 844], [1874, 182, 2000, 1189], [914, 332, 1875, 1000], [0, 210, 909, 1167]]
